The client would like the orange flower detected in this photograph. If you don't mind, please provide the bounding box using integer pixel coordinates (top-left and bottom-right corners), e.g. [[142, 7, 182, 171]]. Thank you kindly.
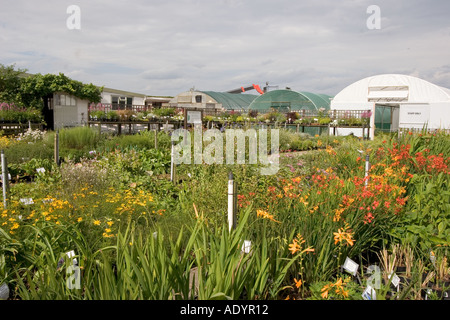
[[321, 285, 330, 299], [294, 278, 302, 289], [334, 226, 354, 246], [288, 239, 300, 255], [256, 209, 280, 223]]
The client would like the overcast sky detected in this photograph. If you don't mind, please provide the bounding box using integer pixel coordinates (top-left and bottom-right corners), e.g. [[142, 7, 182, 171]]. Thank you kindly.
[[1, 0, 450, 97]]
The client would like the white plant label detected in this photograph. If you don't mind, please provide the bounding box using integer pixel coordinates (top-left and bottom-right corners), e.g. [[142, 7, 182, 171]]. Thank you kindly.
[[362, 285, 376, 300], [241, 240, 251, 254], [343, 257, 359, 276], [20, 198, 34, 205], [1, 173, 11, 181], [66, 250, 77, 265], [389, 272, 400, 288]]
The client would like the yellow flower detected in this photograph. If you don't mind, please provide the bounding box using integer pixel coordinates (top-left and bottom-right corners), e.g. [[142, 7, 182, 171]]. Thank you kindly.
[[93, 220, 101, 225], [105, 228, 111, 233], [77, 217, 83, 222], [107, 221, 114, 227]]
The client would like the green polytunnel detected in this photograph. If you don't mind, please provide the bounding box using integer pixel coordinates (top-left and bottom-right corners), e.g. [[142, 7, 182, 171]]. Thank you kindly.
[[200, 91, 258, 111], [247, 89, 332, 112]]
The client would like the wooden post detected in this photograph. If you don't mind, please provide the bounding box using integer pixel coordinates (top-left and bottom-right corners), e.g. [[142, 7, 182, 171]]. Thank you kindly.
[[154, 129, 158, 150], [54, 130, 60, 166], [228, 172, 237, 232], [1, 150, 9, 209]]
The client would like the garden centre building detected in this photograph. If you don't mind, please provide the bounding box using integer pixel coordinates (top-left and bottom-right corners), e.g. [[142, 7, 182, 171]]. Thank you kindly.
[[247, 89, 332, 112], [169, 88, 332, 113], [168, 90, 259, 111], [330, 74, 450, 137]]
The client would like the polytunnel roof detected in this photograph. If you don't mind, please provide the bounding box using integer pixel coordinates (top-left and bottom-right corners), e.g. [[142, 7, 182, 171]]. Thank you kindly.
[[332, 74, 450, 103], [248, 89, 332, 111], [200, 91, 258, 110]]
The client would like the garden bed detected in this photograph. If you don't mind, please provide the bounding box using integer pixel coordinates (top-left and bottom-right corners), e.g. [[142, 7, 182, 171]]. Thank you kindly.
[[0, 127, 449, 300]]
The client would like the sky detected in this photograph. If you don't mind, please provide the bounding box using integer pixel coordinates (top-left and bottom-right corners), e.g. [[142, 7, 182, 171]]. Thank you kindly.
[[1, 0, 450, 97]]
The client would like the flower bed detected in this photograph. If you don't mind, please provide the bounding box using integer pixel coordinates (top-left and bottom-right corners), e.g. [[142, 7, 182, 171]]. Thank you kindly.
[[0, 103, 43, 123]]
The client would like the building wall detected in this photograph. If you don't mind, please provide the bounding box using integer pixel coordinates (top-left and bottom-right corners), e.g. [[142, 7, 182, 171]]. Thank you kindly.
[[101, 90, 146, 105], [399, 103, 450, 130], [169, 91, 221, 109], [53, 93, 89, 129]]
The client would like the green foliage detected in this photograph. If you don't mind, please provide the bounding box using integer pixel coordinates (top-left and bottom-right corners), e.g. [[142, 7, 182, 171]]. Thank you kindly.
[[20, 72, 102, 108], [0, 64, 27, 103], [1, 64, 102, 110], [394, 173, 450, 249], [59, 126, 100, 150]]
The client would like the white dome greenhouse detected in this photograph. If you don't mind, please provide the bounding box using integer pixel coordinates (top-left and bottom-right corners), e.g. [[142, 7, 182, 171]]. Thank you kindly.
[[330, 74, 450, 138]]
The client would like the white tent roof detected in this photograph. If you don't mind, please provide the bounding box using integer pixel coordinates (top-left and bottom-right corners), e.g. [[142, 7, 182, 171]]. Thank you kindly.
[[332, 74, 450, 103]]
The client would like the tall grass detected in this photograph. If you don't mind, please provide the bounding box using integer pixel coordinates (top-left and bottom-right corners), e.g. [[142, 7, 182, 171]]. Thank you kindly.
[[58, 126, 100, 150], [7, 207, 300, 300]]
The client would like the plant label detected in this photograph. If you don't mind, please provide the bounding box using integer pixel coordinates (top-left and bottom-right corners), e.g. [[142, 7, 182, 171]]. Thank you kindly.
[[343, 257, 359, 276], [36, 167, 46, 174], [362, 285, 376, 300], [430, 251, 436, 266], [389, 272, 400, 288], [66, 250, 77, 265], [241, 240, 251, 254], [1, 173, 11, 181], [20, 198, 34, 205]]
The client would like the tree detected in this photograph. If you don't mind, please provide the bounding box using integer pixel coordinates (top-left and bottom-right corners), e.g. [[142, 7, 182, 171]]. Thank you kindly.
[[20, 72, 102, 109], [0, 64, 103, 109], [0, 63, 28, 103]]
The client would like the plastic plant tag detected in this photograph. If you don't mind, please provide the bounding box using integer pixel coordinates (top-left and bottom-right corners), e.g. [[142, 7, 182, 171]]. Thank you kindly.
[[36, 167, 46, 174], [0, 173, 11, 181], [430, 251, 436, 267], [153, 232, 158, 239], [362, 285, 376, 300], [66, 250, 77, 265], [343, 257, 359, 276], [241, 240, 251, 254], [20, 198, 34, 205], [389, 272, 400, 288]]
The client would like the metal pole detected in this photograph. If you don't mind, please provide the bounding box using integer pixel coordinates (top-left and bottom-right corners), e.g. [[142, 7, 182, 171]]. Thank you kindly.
[[228, 172, 237, 232], [170, 140, 175, 182], [1, 150, 9, 209], [154, 129, 158, 150], [54, 130, 60, 166], [364, 154, 370, 187]]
